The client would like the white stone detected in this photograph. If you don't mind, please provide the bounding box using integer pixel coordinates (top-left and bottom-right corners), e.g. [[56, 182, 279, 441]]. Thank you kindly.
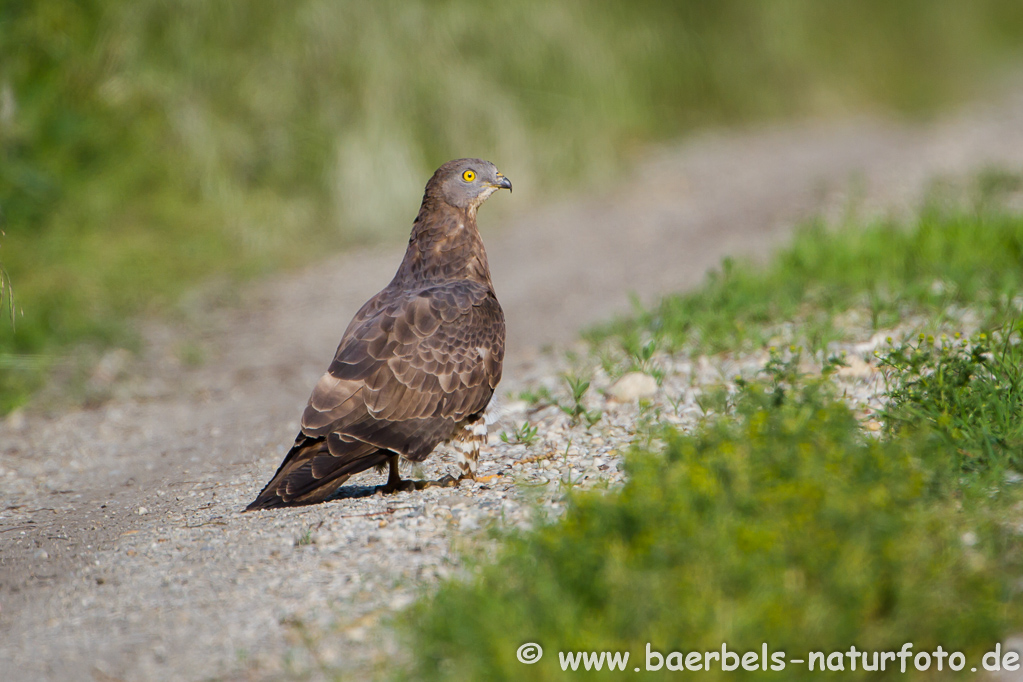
[[607, 372, 658, 402]]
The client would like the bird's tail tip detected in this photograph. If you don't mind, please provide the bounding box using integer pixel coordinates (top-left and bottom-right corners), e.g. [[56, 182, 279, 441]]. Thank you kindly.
[[244, 494, 282, 511]]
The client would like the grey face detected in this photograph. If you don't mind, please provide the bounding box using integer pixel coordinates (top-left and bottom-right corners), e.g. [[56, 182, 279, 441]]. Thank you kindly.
[[437, 158, 512, 209]]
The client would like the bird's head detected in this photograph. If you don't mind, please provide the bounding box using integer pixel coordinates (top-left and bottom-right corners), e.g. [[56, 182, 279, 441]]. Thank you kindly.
[[427, 158, 512, 211]]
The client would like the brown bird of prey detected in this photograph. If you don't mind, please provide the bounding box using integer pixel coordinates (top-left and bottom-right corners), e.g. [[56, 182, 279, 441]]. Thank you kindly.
[[246, 158, 510, 510]]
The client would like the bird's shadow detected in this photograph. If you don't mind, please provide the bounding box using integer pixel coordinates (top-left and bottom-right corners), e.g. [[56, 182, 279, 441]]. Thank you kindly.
[[327, 475, 461, 502], [328, 484, 387, 501]]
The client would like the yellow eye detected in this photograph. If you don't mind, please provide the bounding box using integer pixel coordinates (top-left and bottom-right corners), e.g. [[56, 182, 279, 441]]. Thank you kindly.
[[462, 169, 476, 182]]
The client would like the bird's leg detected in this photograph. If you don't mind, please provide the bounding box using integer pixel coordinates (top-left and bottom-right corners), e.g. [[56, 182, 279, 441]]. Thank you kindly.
[[386, 455, 403, 487], [375, 454, 415, 494], [415, 431, 480, 489], [454, 425, 481, 482]]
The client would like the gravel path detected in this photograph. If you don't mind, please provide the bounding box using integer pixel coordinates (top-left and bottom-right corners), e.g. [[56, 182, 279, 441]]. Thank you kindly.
[[5, 88, 1023, 681]]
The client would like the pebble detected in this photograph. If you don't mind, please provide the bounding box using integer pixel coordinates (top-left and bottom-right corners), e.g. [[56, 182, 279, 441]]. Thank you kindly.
[[607, 372, 658, 401]]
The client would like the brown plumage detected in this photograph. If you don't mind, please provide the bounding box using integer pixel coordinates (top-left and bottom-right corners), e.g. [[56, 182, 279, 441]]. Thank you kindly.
[[246, 158, 510, 510]]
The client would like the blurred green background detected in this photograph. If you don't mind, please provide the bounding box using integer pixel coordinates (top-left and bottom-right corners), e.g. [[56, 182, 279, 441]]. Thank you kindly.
[[3, 0, 1023, 410]]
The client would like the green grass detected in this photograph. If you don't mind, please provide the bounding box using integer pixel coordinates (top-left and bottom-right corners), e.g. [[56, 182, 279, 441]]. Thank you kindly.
[[879, 324, 1023, 475], [5, 1, 1023, 410], [590, 175, 1023, 359], [400, 372, 1023, 681]]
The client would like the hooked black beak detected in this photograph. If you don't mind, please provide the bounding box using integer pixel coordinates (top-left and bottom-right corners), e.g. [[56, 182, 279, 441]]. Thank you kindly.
[[496, 174, 512, 192]]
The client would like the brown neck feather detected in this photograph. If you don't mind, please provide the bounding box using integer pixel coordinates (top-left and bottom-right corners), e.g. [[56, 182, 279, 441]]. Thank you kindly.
[[392, 199, 492, 288]]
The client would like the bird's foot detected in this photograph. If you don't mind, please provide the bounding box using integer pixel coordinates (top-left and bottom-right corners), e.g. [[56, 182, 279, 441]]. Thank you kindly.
[[378, 473, 476, 493], [375, 479, 417, 495]]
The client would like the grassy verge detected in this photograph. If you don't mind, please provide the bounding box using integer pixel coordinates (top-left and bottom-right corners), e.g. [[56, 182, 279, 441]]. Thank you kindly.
[[396, 186, 1023, 680], [403, 380, 1021, 680], [4, 1, 1023, 410]]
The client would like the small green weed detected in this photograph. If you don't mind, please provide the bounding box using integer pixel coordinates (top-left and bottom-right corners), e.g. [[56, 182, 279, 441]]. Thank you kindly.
[[516, 387, 554, 408], [500, 421, 540, 447], [623, 337, 664, 376], [695, 384, 731, 417], [558, 375, 602, 428]]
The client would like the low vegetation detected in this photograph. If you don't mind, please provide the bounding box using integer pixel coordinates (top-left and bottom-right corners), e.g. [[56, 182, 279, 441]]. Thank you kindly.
[[397, 183, 1023, 680], [879, 324, 1023, 476], [401, 374, 1023, 680]]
